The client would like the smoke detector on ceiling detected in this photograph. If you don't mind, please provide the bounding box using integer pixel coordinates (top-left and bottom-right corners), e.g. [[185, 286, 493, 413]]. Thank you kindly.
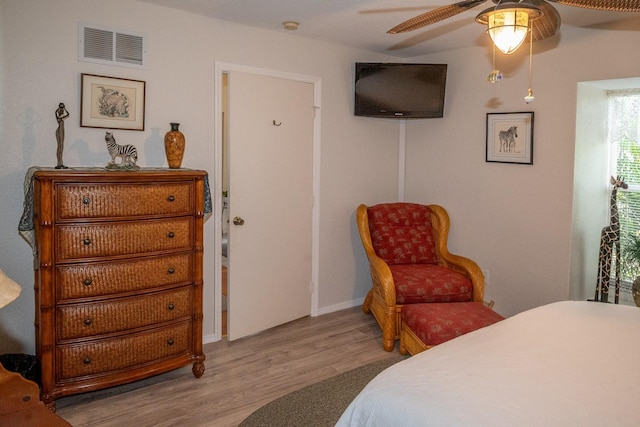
[[282, 21, 299, 31]]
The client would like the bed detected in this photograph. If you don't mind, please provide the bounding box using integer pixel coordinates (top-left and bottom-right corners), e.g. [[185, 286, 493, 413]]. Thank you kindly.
[[337, 301, 640, 426]]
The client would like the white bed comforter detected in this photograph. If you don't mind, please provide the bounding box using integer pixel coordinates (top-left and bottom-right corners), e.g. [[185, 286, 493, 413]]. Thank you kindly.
[[337, 301, 640, 427]]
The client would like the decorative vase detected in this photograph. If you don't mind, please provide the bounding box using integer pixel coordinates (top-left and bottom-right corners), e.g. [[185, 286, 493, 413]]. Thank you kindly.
[[632, 277, 640, 307], [164, 122, 185, 169]]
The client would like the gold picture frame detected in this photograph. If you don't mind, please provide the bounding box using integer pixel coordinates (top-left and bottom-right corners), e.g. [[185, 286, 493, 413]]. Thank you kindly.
[[81, 73, 145, 131], [485, 111, 534, 165]]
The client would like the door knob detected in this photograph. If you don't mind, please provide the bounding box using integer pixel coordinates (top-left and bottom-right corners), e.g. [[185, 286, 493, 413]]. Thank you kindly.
[[233, 216, 245, 226]]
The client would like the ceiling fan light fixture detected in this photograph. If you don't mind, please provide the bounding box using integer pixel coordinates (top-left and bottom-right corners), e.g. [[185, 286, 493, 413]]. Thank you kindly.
[[476, 2, 542, 54]]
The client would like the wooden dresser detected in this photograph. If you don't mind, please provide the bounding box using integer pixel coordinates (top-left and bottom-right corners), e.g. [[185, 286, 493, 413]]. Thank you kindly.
[[31, 169, 207, 409]]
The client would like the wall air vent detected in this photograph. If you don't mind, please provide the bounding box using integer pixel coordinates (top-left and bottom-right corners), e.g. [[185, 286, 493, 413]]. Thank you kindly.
[[79, 23, 146, 69]]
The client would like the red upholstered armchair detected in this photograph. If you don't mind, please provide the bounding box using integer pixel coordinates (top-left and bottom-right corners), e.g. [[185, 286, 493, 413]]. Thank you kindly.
[[357, 202, 485, 351]]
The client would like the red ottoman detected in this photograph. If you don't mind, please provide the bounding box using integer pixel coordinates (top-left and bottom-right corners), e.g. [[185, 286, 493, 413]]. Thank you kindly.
[[399, 302, 505, 355]]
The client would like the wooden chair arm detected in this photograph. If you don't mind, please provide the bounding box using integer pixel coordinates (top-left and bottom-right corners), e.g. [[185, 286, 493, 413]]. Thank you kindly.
[[442, 253, 485, 302], [368, 257, 397, 307], [357, 204, 397, 307], [429, 204, 485, 302]]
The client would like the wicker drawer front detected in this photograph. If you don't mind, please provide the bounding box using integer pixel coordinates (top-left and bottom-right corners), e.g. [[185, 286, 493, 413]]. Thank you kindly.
[[57, 287, 193, 340], [56, 254, 192, 300], [56, 182, 193, 220], [56, 218, 193, 261], [57, 321, 192, 380]]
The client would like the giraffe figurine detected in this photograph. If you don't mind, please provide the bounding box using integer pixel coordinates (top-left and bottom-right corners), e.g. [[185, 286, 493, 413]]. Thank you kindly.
[[594, 176, 628, 303]]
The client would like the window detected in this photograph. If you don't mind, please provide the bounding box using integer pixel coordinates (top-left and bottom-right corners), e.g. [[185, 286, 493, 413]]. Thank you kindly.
[[608, 90, 640, 284]]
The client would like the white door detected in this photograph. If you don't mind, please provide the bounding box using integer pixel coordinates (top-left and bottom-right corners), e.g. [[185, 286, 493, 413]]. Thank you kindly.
[[227, 71, 314, 340]]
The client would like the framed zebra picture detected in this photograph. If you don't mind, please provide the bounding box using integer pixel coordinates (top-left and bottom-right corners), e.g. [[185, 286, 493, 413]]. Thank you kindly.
[[80, 74, 146, 131], [485, 111, 534, 164]]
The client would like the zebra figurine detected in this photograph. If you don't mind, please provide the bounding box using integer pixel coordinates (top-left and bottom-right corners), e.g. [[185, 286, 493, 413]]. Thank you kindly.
[[104, 131, 138, 167]]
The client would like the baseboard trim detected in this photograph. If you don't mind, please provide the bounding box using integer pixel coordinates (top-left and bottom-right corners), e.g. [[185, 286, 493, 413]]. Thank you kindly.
[[315, 297, 364, 316], [203, 333, 217, 344]]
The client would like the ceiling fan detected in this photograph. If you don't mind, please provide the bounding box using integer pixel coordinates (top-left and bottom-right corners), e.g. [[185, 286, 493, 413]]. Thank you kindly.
[[388, 0, 640, 48]]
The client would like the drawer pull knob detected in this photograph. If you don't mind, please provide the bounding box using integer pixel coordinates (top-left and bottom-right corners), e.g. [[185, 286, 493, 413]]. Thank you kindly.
[[83, 357, 91, 365], [82, 197, 91, 205], [84, 318, 93, 326], [168, 268, 175, 274], [168, 195, 176, 202], [167, 338, 175, 346], [168, 232, 175, 238], [83, 238, 92, 246], [83, 279, 93, 286], [168, 303, 175, 310]]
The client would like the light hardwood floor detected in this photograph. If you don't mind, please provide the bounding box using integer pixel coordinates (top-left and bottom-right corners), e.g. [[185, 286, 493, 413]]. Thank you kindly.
[[55, 307, 400, 427]]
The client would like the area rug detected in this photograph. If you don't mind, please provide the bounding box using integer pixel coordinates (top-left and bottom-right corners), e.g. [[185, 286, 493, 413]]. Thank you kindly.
[[239, 355, 406, 427]]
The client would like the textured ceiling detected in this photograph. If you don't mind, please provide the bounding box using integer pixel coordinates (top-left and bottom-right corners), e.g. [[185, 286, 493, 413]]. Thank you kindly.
[[138, 0, 640, 57]]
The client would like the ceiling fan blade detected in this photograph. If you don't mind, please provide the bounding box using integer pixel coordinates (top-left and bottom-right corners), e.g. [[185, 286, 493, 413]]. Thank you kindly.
[[387, 0, 487, 34], [548, 0, 640, 12], [531, 0, 561, 41]]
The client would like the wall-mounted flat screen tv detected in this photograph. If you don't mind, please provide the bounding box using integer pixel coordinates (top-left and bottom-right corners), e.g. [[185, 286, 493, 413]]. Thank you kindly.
[[354, 62, 447, 119]]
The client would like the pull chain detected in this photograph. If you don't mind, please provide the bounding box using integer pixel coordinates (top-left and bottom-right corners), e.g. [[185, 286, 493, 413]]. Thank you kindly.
[[487, 38, 502, 83], [524, 28, 535, 103]]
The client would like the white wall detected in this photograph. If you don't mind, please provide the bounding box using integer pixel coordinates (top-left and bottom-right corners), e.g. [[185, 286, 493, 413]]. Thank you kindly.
[[0, 0, 400, 354], [571, 83, 609, 302], [403, 20, 640, 316]]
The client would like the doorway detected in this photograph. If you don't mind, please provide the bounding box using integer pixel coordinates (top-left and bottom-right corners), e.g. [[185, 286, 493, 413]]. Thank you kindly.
[[214, 63, 321, 341]]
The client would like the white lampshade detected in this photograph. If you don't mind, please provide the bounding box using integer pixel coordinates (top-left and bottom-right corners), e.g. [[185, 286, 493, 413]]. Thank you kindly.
[[476, 2, 542, 54], [0, 268, 22, 309]]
